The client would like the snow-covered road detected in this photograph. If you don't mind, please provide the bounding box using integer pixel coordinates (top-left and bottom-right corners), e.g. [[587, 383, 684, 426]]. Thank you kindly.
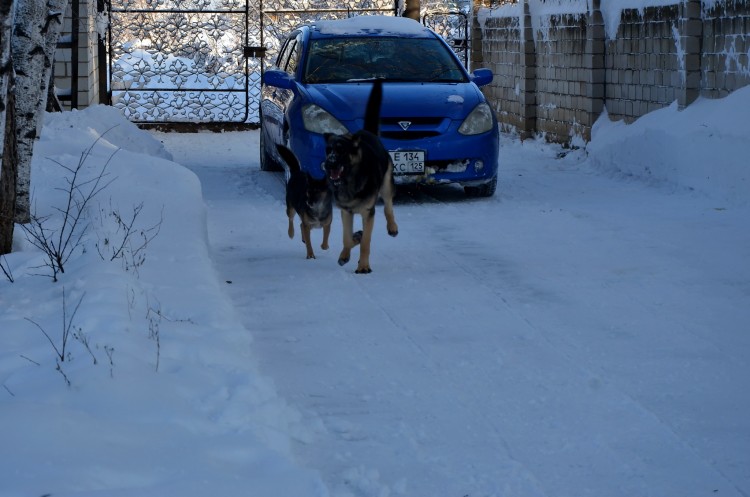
[[156, 129, 749, 497]]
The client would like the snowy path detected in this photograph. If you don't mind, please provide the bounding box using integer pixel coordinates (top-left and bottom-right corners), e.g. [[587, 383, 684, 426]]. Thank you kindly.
[[155, 130, 749, 497]]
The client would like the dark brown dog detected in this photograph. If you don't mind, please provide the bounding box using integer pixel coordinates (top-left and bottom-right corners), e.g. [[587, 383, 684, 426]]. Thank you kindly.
[[322, 79, 398, 274], [277, 145, 333, 259]]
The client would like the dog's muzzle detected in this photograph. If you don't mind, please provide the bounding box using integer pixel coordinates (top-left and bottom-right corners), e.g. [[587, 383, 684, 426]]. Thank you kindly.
[[325, 159, 344, 184]]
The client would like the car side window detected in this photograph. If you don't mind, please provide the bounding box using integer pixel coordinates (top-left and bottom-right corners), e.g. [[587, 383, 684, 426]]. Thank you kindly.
[[276, 33, 301, 74], [284, 34, 303, 76]]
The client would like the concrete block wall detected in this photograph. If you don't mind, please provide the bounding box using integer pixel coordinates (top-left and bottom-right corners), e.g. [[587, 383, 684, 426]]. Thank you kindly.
[[476, 13, 531, 134], [534, 13, 590, 139], [473, 0, 750, 144], [54, 0, 102, 109], [702, 0, 750, 98], [606, 5, 680, 121]]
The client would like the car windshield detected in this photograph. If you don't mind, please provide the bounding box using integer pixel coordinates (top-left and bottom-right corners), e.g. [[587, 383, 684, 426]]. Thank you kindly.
[[303, 37, 467, 84]]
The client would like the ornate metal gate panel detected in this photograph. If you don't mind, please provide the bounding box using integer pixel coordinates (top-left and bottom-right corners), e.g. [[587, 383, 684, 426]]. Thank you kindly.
[[421, 0, 471, 67], [423, 10, 470, 67], [108, 0, 258, 123]]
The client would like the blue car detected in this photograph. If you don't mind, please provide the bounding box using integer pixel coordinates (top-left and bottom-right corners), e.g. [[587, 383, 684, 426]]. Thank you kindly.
[[260, 15, 499, 197]]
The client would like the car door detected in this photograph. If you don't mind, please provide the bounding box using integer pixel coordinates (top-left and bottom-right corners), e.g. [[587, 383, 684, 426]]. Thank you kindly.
[[261, 31, 303, 157]]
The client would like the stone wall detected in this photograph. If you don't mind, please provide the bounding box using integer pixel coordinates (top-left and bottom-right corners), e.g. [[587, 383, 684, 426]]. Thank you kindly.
[[473, 0, 750, 144]]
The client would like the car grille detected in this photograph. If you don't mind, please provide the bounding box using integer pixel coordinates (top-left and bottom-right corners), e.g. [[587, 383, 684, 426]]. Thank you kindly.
[[382, 130, 440, 140], [380, 117, 446, 140]]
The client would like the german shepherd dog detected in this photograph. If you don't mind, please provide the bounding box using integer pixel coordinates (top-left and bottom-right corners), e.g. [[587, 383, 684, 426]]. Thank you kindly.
[[323, 79, 398, 274], [277, 145, 333, 259]]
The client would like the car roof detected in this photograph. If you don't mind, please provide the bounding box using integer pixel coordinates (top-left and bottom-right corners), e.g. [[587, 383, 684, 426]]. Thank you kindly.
[[307, 15, 436, 39]]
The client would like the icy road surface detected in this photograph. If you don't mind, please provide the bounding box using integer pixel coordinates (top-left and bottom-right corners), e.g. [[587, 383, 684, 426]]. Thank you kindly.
[[155, 130, 749, 497]]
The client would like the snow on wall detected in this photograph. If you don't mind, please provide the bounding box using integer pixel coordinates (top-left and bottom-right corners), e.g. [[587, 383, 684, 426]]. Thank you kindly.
[[701, 0, 750, 96], [723, 33, 750, 76], [478, 0, 683, 40], [528, 0, 588, 42], [599, 0, 680, 39]]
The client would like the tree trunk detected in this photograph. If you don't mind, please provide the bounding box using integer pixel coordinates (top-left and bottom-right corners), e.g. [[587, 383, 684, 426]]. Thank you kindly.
[[11, 0, 69, 224], [403, 0, 420, 21], [1, 0, 18, 254], [0, 0, 15, 163], [1, 81, 17, 256]]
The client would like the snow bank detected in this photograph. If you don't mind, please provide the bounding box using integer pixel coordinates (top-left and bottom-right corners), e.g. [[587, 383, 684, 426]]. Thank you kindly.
[[0, 106, 327, 497], [586, 85, 750, 205], [41, 105, 174, 161]]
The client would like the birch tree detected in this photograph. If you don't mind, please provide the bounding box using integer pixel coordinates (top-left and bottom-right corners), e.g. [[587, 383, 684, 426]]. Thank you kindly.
[[11, 0, 69, 224], [1, 0, 18, 254]]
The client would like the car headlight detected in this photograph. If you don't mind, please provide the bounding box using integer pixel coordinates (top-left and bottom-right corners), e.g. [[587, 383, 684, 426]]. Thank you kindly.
[[302, 104, 349, 135], [458, 103, 494, 135]]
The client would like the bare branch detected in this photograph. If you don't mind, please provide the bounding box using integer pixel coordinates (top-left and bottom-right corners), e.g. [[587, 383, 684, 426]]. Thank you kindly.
[[20, 133, 121, 281], [19, 355, 40, 366], [96, 201, 164, 275], [73, 329, 97, 365], [0, 255, 13, 282], [24, 287, 85, 363], [24, 316, 63, 361]]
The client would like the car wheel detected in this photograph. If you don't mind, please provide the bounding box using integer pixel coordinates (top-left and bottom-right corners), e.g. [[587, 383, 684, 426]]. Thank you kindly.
[[464, 176, 497, 198], [259, 129, 282, 172]]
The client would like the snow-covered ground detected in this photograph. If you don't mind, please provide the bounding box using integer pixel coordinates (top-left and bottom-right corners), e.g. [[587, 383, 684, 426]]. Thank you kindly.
[[1, 86, 749, 497]]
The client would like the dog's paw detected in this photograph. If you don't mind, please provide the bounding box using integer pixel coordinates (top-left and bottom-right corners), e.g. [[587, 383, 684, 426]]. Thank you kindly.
[[388, 229, 398, 237], [352, 231, 363, 245], [355, 266, 372, 274], [338, 247, 351, 266], [321, 242, 329, 250], [306, 254, 316, 260]]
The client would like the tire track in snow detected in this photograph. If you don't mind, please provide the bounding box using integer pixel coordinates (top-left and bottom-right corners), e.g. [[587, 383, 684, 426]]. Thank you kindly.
[[349, 274, 549, 496], [415, 187, 748, 497], [160, 129, 749, 497]]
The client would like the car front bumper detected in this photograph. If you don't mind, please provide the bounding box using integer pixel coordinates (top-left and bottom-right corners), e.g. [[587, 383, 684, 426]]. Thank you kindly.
[[292, 127, 499, 186]]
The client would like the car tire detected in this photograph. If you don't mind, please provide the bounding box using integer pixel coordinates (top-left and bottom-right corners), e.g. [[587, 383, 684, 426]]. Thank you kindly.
[[464, 175, 497, 198], [259, 129, 282, 172]]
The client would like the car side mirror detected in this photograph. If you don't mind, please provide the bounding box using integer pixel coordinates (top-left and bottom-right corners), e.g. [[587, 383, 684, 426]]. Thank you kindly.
[[471, 68, 493, 87], [263, 69, 296, 90]]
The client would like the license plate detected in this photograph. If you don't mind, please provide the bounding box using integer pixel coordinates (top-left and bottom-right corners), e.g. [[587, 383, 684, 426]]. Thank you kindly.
[[390, 150, 425, 174]]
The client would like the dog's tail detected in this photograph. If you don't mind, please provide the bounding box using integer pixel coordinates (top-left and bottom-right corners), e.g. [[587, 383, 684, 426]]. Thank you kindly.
[[276, 145, 301, 173], [363, 79, 383, 136]]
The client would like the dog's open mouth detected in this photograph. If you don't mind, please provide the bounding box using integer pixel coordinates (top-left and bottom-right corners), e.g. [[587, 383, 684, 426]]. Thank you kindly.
[[327, 165, 344, 183]]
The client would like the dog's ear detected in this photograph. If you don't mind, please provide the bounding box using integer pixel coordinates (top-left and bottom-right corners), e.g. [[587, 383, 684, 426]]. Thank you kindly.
[[324, 132, 352, 143]]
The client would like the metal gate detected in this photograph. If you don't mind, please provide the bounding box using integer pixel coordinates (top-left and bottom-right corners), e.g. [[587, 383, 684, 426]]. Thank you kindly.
[[423, 10, 470, 67], [107, 0, 469, 124], [108, 0, 260, 123]]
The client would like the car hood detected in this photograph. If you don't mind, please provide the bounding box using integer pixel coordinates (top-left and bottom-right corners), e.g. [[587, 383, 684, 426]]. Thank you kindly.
[[302, 82, 485, 122]]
